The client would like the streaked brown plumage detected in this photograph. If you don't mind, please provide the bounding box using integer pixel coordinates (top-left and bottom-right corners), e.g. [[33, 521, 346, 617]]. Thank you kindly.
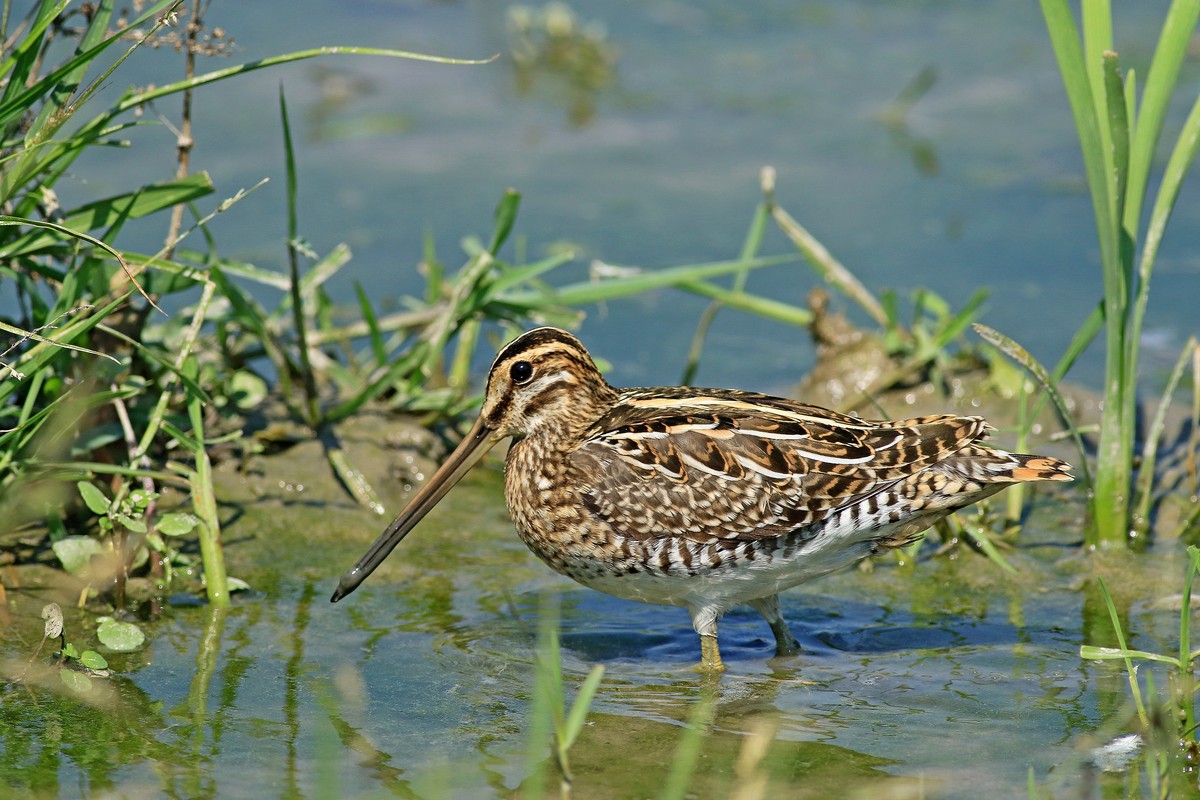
[[333, 327, 1073, 670]]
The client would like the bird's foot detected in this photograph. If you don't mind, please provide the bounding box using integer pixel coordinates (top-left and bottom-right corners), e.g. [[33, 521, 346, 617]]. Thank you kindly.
[[693, 634, 726, 673], [767, 621, 802, 658], [772, 635, 802, 658]]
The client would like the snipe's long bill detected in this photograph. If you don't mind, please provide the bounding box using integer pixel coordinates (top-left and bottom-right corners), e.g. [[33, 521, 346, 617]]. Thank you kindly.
[[332, 327, 1073, 671]]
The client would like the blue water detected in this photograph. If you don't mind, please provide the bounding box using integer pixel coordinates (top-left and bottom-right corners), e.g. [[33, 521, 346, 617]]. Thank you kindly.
[[70, 0, 1198, 394]]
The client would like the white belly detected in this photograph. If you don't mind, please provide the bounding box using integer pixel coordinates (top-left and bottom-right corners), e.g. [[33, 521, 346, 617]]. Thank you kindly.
[[566, 531, 877, 612]]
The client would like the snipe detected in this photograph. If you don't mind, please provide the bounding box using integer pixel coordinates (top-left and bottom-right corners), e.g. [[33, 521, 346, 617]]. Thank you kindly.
[[332, 327, 1072, 671]]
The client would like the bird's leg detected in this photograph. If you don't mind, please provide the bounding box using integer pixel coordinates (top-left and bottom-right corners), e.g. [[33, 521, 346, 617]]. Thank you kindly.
[[689, 605, 726, 672], [699, 634, 725, 672], [749, 594, 800, 656]]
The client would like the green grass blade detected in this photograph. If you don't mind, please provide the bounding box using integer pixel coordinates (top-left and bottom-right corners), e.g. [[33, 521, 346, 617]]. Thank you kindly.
[[1102, 52, 1129, 222], [962, 521, 1017, 574], [1192, 346, 1199, 499], [0, 381, 75, 455], [60, 0, 114, 92], [486, 251, 575, 295], [680, 199, 771, 385], [1131, 89, 1200, 363], [1034, 310, 1101, 481], [765, 184, 888, 327], [113, 46, 496, 116], [1094, 576, 1152, 725], [326, 346, 427, 422], [322, 429, 384, 514], [0, 318, 118, 364], [1040, 0, 1122, 285], [0, 293, 131, 404], [503, 254, 796, 308], [91, 323, 210, 402], [0, 174, 214, 259], [1132, 337, 1198, 531], [207, 266, 302, 405], [284, 243, 353, 320], [678, 280, 813, 327], [446, 318, 480, 393], [738, 197, 770, 269], [926, 288, 989, 355], [1124, 0, 1200, 228], [0, 215, 160, 312], [1123, 67, 1137, 135], [972, 323, 1093, 488], [0, 1, 178, 193], [1082, 0, 1114, 103], [562, 664, 605, 751], [191, 447, 229, 606], [132, 279, 216, 460], [1179, 547, 1200, 736], [193, 254, 290, 290], [1039, 2, 1123, 344], [487, 189, 521, 255], [1079, 645, 1181, 667], [353, 281, 387, 365], [279, 86, 320, 428], [1018, 301, 1103, 443], [0, 1, 70, 108], [19, 460, 185, 485], [658, 693, 717, 800], [1052, 301, 1104, 382]]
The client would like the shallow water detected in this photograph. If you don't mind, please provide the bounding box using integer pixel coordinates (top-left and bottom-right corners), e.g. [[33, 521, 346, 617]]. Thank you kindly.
[[4, 444, 1191, 799]]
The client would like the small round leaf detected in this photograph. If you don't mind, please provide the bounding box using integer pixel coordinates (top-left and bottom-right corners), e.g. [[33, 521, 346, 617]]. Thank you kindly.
[[231, 370, 269, 409], [59, 669, 92, 693], [51, 536, 104, 576], [97, 618, 146, 652]]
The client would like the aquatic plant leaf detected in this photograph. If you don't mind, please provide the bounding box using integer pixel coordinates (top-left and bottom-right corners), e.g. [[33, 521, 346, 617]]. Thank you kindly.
[[96, 618, 146, 652], [59, 668, 92, 694], [41, 603, 63, 640], [51, 536, 103, 576], [230, 370, 269, 409], [79, 650, 108, 671], [77, 481, 111, 515], [114, 514, 147, 534], [156, 513, 200, 537], [227, 577, 251, 593]]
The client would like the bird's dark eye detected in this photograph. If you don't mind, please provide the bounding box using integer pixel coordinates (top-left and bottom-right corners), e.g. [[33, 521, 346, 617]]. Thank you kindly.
[[510, 360, 534, 384]]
